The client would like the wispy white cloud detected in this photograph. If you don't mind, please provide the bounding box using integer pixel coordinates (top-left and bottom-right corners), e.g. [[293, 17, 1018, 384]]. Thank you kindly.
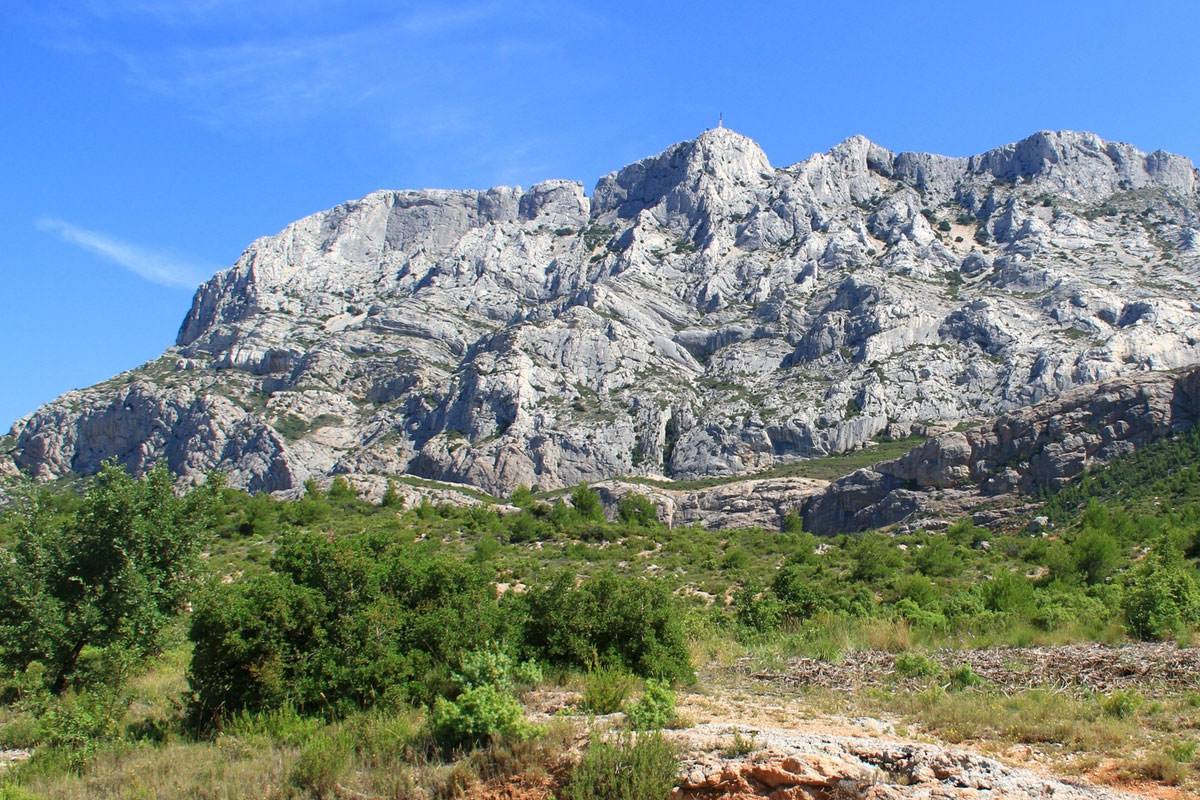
[[36, 217, 211, 289], [35, 0, 598, 133]]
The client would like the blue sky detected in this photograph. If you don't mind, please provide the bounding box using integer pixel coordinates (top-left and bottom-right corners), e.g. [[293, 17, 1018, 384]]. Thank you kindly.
[[3, 0, 1199, 429]]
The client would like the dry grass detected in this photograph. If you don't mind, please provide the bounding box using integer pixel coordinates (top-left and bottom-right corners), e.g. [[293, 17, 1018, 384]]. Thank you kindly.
[[8, 702, 574, 800], [17, 740, 296, 800]]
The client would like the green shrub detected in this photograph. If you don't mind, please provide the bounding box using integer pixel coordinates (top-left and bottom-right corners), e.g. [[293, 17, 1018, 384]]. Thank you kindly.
[[521, 572, 693, 683], [289, 730, 351, 799], [188, 533, 515, 723], [618, 494, 659, 527], [456, 644, 515, 690], [429, 684, 536, 750], [850, 533, 904, 582], [1072, 529, 1120, 585], [947, 664, 983, 691], [510, 486, 536, 509], [1124, 556, 1200, 640], [770, 565, 824, 621], [721, 547, 750, 571], [570, 485, 605, 523], [1101, 690, 1143, 719], [894, 653, 940, 679], [981, 570, 1035, 614], [626, 679, 676, 731], [912, 537, 960, 575], [892, 598, 947, 630], [472, 534, 501, 563], [733, 585, 781, 633], [381, 480, 403, 508], [564, 731, 678, 800], [582, 667, 635, 714], [454, 644, 543, 693]]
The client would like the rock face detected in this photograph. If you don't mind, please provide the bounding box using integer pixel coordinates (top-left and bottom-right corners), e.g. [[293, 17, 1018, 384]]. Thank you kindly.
[[7, 129, 1200, 499], [801, 365, 1200, 534], [595, 476, 828, 530]]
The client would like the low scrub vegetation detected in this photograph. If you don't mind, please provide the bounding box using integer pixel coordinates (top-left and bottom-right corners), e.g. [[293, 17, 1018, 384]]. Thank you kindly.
[[0, 429, 1198, 794]]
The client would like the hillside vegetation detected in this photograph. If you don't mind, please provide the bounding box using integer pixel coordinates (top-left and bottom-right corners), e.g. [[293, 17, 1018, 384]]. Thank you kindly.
[[0, 430, 1199, 797]]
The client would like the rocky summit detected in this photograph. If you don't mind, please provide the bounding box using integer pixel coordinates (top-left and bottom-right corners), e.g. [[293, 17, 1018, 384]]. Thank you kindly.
[[6, 128, 1200, 499]]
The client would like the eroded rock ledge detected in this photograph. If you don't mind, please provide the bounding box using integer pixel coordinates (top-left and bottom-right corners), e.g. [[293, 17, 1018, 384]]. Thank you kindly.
[[800, 365, 1200, 534]]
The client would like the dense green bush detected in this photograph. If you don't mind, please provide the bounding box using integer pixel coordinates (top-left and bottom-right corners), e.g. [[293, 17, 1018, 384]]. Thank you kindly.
[[618, 493, 659, 527], [1101, 689, 1143, 719], [188, 532, 514, 722], [913, 537, 963, 577], [850, 533, 904, 582], [770, 565, 824, 620], [570, 484, 605, 523], [429, 684, 535, 750], [1072, 529, 1121, 585], [626, 679, 676, 731], [893, 653, 939, 678], [733, 584, 782, 633], [1124, 552, 1200, 640], [520, 572, 693, 682]]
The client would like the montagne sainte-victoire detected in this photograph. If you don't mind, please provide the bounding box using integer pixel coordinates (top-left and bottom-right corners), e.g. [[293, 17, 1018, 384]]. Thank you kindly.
[[5, 127, 1199, 530]]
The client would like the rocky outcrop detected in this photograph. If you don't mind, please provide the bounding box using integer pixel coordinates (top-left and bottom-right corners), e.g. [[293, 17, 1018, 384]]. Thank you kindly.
[[595, 476, 828, 530], [802, 365, 1200, 534], [670, 724, 1138, 799], [8, 128, 1200, 496]]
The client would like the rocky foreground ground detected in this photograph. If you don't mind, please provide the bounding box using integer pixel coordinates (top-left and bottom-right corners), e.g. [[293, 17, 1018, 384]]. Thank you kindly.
[[743, 642, 1200, 695], [666, 724, 1140, 800], [475, 644, 1200, 800]]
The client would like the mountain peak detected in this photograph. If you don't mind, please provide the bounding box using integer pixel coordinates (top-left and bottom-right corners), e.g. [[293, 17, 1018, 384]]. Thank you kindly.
[[592, 127, 772, 220], [970, 129, 1196, 197]]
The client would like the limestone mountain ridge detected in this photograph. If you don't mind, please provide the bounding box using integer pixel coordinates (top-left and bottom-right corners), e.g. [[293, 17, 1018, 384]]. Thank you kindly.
[[7, 127, 1200, 503]]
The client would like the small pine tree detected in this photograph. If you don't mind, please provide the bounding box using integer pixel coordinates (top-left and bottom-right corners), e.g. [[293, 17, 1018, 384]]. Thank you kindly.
[[381, 480, 403, 508]]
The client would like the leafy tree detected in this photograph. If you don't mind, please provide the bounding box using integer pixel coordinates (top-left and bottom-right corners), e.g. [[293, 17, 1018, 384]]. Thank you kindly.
[[380, 480, 403, 508], [0, 461, 214, 693], [326, 476, 358, 505], [770, 564, 824, 621], [188, 532, 515, 722], [981, 570, 1035, 614]]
